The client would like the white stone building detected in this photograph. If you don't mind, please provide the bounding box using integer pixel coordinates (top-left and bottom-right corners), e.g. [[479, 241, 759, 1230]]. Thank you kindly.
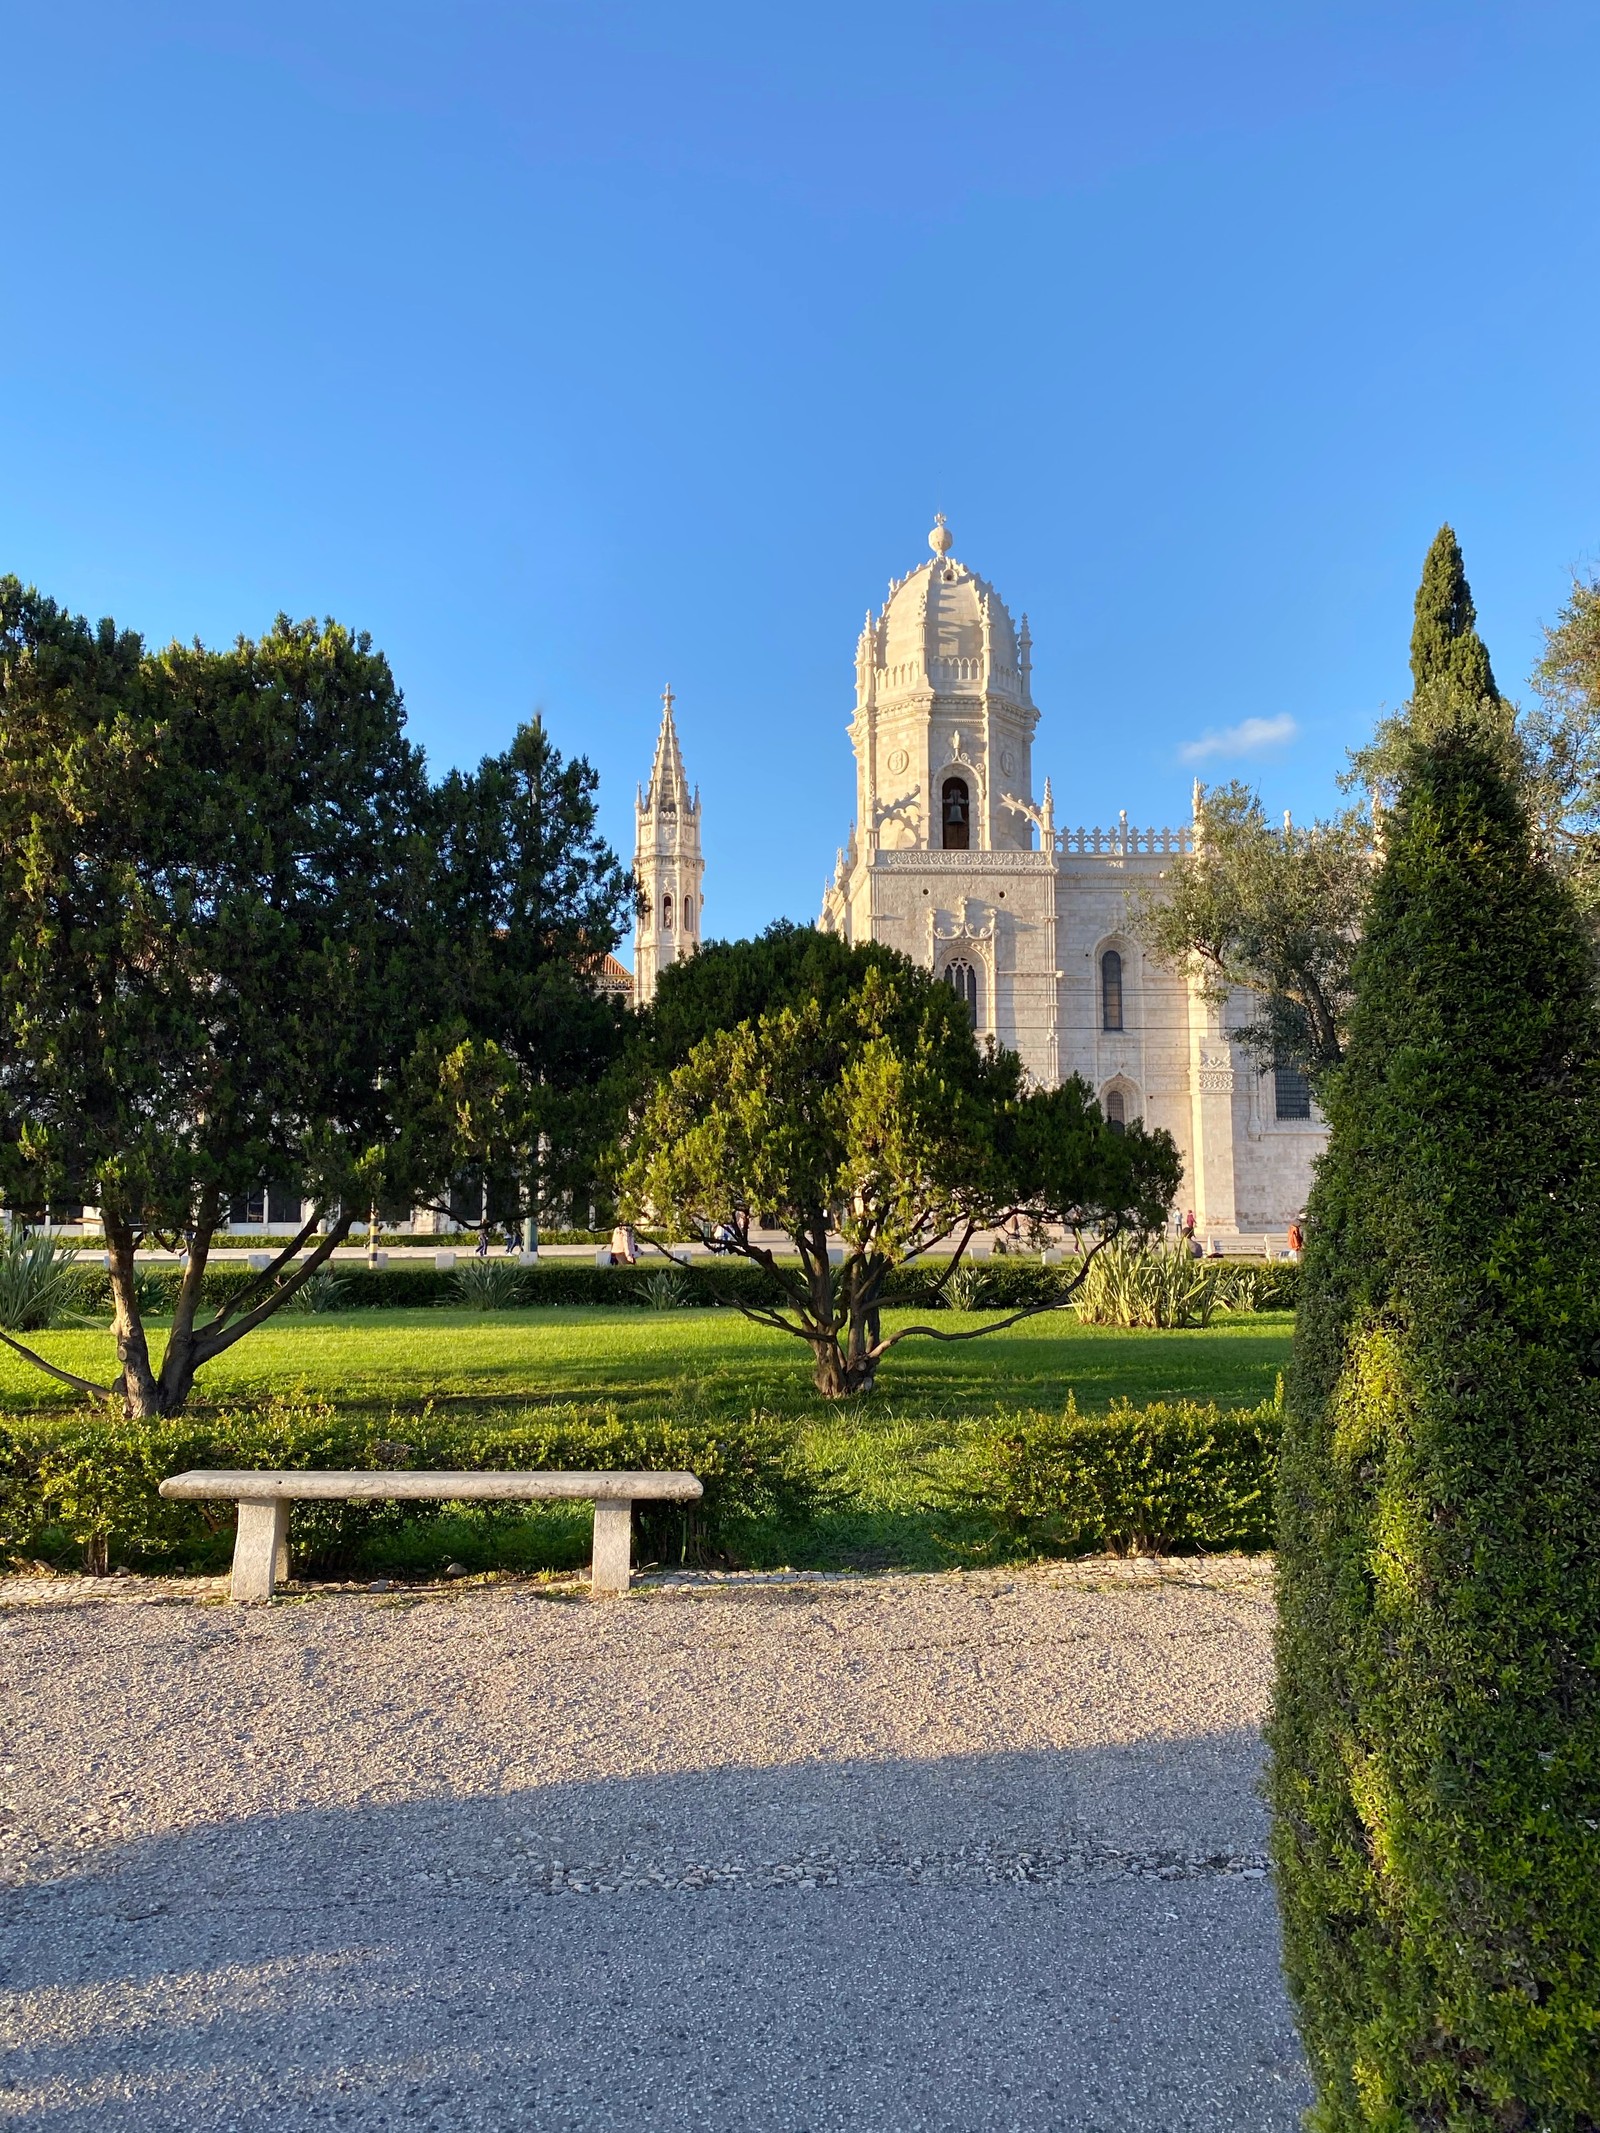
[[815, 519, 1324, 1234], [632, 686, 704, 1007]]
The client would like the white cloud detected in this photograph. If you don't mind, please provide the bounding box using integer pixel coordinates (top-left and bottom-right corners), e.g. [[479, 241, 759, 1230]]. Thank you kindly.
[[1179, 713, 1298, 764]]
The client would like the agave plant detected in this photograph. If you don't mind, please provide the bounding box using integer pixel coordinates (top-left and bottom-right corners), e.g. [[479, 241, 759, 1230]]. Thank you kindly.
[[285, 1268, 349, 1315], [1073, 1237, 1228, 1330], [451, 1257, 524, 1312], [0, 1228, 86, 1332], [1212, 1264, 1265, 1314], [640, 1268, 692, 1311], [941, 1264, 990, 1312]]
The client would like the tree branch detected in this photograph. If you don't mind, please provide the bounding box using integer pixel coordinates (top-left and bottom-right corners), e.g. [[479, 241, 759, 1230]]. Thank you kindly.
[[204, 1205, 331, 1329], [188, 1211, 356, 1361], [865, 1236, 1110, 1359], [0, 1327, 114, 1400]]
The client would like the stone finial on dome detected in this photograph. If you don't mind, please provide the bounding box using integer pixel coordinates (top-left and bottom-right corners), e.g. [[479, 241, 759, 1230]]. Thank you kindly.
[[929, 513, 953, 558]]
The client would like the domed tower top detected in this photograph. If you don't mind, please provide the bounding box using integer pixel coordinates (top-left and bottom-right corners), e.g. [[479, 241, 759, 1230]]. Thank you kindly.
[[856, 518, 1031, 713], [848, 520, 1042, 860]]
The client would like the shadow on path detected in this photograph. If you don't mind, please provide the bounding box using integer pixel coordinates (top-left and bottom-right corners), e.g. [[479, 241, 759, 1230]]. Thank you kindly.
[[2, 1739, 1310, 2132]]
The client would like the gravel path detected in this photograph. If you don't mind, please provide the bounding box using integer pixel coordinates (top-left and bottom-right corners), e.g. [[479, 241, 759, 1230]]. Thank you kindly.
[[0, 1560, 1309, 2131]]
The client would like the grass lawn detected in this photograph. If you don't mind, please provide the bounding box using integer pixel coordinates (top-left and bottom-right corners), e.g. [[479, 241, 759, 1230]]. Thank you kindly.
[[2, 1306, 1293, 1575]]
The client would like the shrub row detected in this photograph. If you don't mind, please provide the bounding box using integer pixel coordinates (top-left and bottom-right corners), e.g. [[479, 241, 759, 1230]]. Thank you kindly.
[[968, 1391, 1283, 1555], [67, 1252, 1299, 1317], [0, 1395, 818, 1577], [0, 1388, 1283, 1578]]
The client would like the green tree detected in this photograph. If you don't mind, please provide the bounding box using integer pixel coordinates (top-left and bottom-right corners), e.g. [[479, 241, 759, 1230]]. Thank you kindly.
[[0, 583, 447, 1413], [1409, 521, 1500, 701], [1525, 567, 1600, 914], [428, 717, 635, 1231], [1351, 524, 1516, 798], [0, 582, 627, 1414], [619, 950, 1180, 1397], [634, 920, 906, 1073], [1267, 727, 1600, 2128], [1132, 786, 1369, 1085]]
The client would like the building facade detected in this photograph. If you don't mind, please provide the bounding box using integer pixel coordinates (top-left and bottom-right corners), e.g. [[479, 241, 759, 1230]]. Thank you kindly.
[[816, 518, 1324, 1234]]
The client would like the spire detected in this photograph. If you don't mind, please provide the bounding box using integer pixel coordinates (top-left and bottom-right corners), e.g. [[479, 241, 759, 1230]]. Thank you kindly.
[[633, 685, 705, 1005], [644, 684, 690, 814]]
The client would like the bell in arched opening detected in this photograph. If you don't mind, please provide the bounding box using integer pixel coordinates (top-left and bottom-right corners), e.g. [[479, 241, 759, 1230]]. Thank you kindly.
[[941, 776, 970, 850]]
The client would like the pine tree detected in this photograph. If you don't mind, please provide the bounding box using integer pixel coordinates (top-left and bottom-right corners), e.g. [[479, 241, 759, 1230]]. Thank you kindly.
[[1409, 522, 1500, 703], [1268, 728, 1600, 2128]]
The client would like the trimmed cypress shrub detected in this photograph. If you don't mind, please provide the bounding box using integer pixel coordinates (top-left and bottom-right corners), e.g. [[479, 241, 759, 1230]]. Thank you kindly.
[[1267, 731, 1600, 2128]]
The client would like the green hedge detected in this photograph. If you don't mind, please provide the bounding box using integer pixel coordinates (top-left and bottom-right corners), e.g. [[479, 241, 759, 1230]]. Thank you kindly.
[[968, 1392, 1282, 1555], [0, 1395, 817, 1577], [69, 1252, 1300, 1319]]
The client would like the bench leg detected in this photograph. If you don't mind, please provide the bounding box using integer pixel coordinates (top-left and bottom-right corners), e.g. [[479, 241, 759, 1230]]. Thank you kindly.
[[590, 1498, 633, 1598], [232, 1499, 289, 1604]]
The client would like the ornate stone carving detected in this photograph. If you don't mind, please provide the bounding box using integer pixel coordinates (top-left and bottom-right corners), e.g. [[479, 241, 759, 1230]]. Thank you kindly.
[[876, 849, 1052, 871]]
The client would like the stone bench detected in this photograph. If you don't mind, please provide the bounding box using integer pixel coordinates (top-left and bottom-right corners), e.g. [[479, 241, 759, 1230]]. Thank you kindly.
[[157, 1469, 704, 1604]]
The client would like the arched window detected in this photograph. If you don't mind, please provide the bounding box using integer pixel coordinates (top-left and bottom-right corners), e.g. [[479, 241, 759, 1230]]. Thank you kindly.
[[1101, 948, 1123, 1031], [681, 895, 693, 933], [662, 892, 674, 930], [1104, 1089, 1126, 1136], [941, 776, 970, 850], [943, 957, 979, 1026]]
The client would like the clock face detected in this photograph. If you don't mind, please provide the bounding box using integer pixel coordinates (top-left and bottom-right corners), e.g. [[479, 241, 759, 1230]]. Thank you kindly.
[[886, 747, 910, 775], [999, 747, 1017, 776]]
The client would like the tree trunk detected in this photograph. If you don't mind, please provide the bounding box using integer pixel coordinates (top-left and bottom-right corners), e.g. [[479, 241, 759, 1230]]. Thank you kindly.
[[153, 1189, 219, 1417], [809, 1336, 876, 1398], [103, 1210, 162, 1418], [806, 1245, 884, 1397]]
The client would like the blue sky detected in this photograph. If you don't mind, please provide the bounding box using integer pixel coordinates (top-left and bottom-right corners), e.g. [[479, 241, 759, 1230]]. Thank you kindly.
[[5, 2, 1598, 949]]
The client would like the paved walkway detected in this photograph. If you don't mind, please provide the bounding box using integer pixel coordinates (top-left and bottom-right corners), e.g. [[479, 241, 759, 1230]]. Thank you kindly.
[[0, 1562, 1309, 2130]]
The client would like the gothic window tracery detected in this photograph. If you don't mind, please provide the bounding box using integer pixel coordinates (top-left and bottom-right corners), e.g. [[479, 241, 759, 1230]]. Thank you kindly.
[[941, 776, 970, 850], [682, 895, 693, 933], [943, 957, 979, 1026], [1101, 949, 1123, 1031], [1104, 1089, 1126, 1136]]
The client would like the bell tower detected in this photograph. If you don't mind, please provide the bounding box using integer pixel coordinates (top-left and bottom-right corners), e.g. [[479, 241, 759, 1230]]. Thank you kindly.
[[634, 686, 704, 1004], [845, 518, 1042, 861]]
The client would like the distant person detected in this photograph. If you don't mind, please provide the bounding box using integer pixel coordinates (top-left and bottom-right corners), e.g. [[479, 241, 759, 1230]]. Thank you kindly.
[[610, 1222, 638, 1266], [1181, 1211, 1199, 1258], [1287, 1219, 1305, 1261]]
